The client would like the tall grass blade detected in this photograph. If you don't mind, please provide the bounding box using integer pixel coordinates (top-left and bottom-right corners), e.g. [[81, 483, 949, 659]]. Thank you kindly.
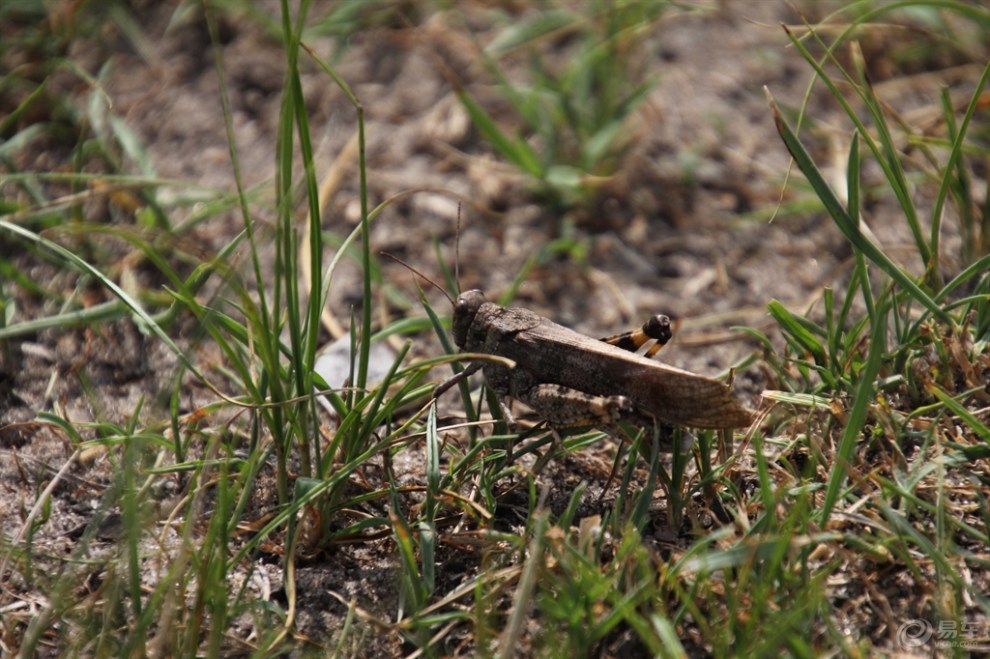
[[766, 90, 949, 324], [819, 301, 888, 524]]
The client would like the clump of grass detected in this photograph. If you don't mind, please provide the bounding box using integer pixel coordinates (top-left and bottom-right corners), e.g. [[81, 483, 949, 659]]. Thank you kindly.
[[0, 0, 401, 654], [453, 0, 670, 211], [749, 3, 990, 654]]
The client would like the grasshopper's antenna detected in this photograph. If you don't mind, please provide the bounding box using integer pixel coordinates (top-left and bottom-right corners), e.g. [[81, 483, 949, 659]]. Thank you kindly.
[[380, 251, 454, 305], [454, 203, 462, 295]]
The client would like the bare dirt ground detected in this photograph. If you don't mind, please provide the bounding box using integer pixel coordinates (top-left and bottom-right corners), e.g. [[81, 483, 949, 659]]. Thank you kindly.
[[2, 1, 987, 656]]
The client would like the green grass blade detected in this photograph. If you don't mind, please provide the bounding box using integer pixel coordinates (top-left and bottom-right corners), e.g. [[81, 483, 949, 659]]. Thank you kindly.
[[454, 86, 543, 178], [819, 300, 888, 524], [767, 90, 949, 324], [0, 219, 206, 381], [932, 60, 990, 260]]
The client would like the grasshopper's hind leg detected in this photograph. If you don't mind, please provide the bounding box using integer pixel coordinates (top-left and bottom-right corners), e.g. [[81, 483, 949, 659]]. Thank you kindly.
[[519, 383, 634, 428], [600, 314, 673, 358]]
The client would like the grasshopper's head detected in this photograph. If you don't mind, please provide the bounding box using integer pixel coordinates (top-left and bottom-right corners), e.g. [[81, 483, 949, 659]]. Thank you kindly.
[[452, 289, 486, 348]]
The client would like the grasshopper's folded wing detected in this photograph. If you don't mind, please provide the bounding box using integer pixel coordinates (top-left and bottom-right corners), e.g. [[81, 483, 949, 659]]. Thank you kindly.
[[508, 318, 754, 430]]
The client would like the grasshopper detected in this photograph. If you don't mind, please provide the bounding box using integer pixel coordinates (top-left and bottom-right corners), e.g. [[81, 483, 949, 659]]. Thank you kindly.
[[446, 289, 754, 432]]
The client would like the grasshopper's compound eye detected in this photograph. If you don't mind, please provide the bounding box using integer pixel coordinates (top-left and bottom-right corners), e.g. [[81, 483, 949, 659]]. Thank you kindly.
[[452, 290, 486, 348]]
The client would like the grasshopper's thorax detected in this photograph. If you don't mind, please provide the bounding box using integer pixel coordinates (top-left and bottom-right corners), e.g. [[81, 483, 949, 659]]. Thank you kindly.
[[452, 289, 486, 349]]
